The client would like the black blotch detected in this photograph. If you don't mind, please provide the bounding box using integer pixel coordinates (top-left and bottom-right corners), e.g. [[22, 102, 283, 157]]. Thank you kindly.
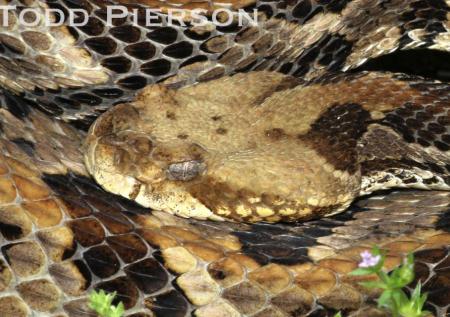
[[358, 49, 450, 81], [69, 115, 97, 131], [256, 4, 273, 18], [279, 62, 293, 74], [110, 25, 141, 43], [147, 27, 178, 44], [117, 197, 150, 216], [434, 141, 450, 151], [0, 222, 23, 240], [84, 37, 117, 55], [436, 209, 450, 232], [3, 91, 31, 119], [292, 0, 324, 23], [125, 258, 169, 294], [61, 240, 77, 260], [292, 0, 312, 19], [306, 103, 370, 173], [216, 22, 242, 34], [77, 16, 104, 36], [70, 93, 102, 106], [102, 56, 132, 73], [72, 259, 92, 288], [12, 138, 35, 156], [32, 87, 44, 97], [55, 96, 81, 110], [118, 76, 148, 90], [162, 41, 193, 59], [180, 55, 208, 68], [318, 0, 352, 12], [141, 59, 172, 76], [233, 230, 270, 245], [147, 289, 189, 317], [423, 176, 439, 185], [66, 26, 80, 41], [84, 245, 120, 278], [125, 42, 156, 60]]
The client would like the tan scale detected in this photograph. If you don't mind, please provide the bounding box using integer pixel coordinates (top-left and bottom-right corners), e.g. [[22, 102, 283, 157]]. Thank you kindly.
[[177, 267, 221, 305], [16, 279, 61, 312], [4, 241, 46, 277]]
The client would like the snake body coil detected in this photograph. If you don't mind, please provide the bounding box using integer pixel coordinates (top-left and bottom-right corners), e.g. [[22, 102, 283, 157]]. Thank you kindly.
[[0, 1, 449, 316]]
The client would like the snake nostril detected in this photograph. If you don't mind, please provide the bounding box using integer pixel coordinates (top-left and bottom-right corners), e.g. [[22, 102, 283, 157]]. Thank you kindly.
[[167, 160, 206, 181]]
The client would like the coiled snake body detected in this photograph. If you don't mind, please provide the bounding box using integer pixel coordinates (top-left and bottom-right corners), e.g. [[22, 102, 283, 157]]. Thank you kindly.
[[0, 0, 449, 316]]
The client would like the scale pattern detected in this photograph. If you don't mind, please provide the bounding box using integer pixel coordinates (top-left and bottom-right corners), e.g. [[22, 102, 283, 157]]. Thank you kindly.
[[0, 0, 448, 316], [0, 87, 448, 316]]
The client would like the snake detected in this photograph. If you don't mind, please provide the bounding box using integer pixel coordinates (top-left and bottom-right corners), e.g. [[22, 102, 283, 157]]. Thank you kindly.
[[0, 0, 449, 316]]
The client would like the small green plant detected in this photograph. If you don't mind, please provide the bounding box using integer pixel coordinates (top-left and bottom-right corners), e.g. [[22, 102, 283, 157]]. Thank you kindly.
[[348, 246, 430, 317], [88, 289, 125, 317]]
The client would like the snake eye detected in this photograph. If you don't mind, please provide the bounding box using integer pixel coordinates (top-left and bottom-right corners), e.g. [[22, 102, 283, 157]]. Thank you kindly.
[[167, 160, 206, 181]]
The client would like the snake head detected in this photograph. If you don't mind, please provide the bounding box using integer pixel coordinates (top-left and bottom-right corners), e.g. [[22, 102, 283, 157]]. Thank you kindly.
[[84, 72, 362, 222]]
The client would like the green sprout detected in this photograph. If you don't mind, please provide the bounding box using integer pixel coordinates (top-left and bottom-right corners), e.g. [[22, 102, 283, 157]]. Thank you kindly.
[[348, 246, 430, 317], [88, 289, 125, 317]]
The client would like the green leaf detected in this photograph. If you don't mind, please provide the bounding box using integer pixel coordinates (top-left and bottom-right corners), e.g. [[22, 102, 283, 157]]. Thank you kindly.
[[333, 312, 343, 317], [110, 302, 125, 317], [349, 267, 377, 276], [360, 280, 387, 289], [378, 270, 390, 285], [88, 289, 125, 317], [371, 246, 382, 256], [377, 290, 393, 308], [392, 290, 410, 307], [348, 249, 432, 317]]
